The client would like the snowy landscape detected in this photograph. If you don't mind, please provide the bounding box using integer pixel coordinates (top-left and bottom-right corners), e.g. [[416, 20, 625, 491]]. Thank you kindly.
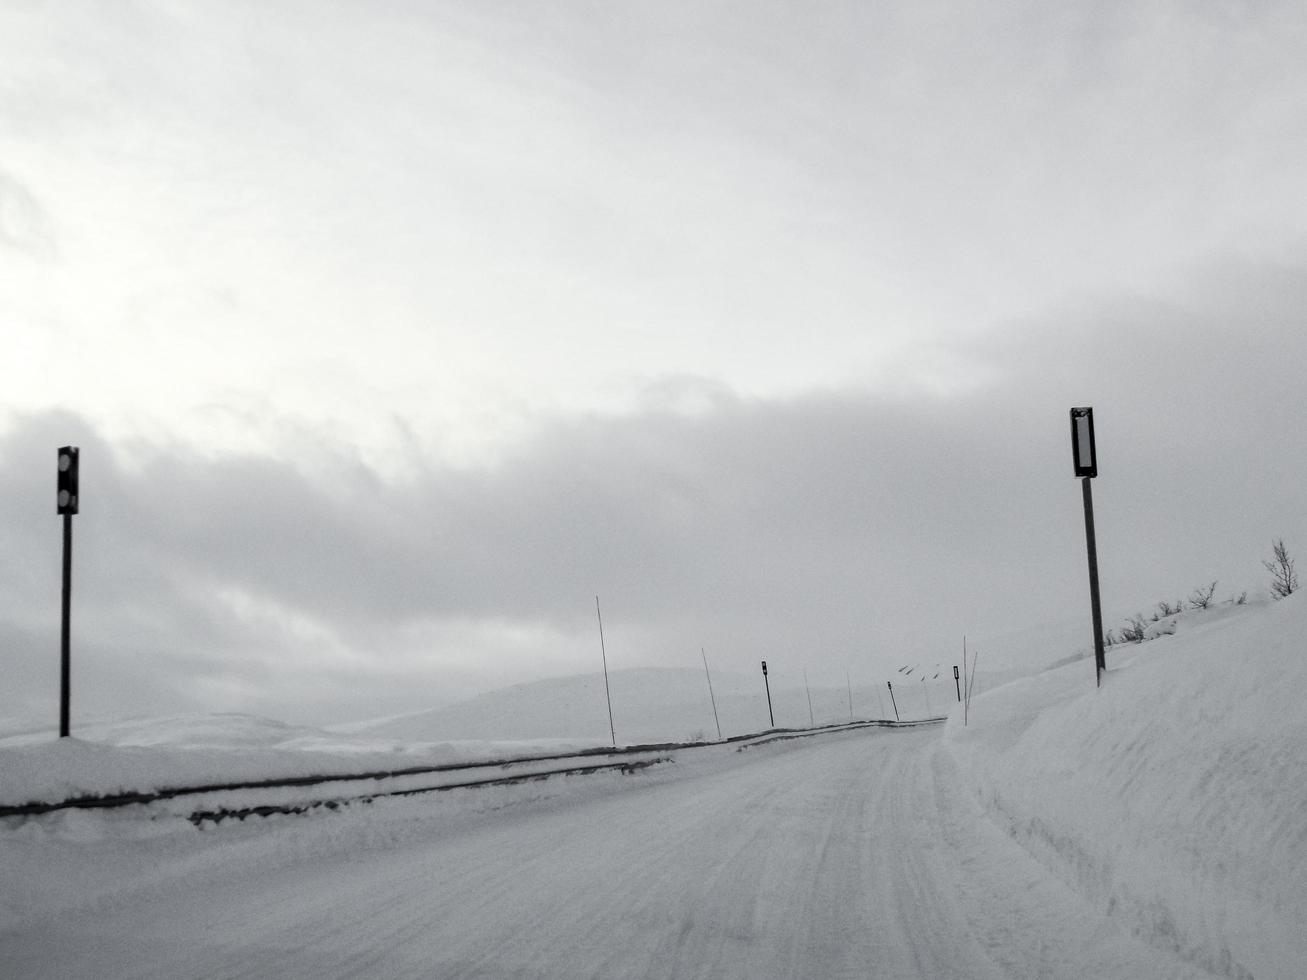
[[4, 2, 1307, 978], [2, 592, 1302, 978]]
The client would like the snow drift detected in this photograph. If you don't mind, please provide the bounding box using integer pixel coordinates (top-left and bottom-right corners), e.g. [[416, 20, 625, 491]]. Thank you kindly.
[[944, 595, 1307, 979]]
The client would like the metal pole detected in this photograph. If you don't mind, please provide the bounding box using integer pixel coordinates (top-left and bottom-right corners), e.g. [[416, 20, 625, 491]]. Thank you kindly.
[[701, 647, 722, 741], [761, 662, 774, 728], [804, 669, 814, 727], [595, 596, 616, 746], [953, 665, 961, 702], [887, 681, 899, 722], [60, 512, 72, 738], [965, 649, 980, 723], [1081, 476, 1107, 687]]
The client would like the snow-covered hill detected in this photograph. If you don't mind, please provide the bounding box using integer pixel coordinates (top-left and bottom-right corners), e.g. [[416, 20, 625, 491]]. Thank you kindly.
[[335, 665, 950, 745]]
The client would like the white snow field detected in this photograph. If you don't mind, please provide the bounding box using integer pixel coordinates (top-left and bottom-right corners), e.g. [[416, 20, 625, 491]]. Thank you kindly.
[[1, 595, 1303, 979]]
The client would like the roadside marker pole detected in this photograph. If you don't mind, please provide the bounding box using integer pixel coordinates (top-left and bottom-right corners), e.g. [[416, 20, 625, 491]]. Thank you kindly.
[[886, 681, 899, 722], [804, 669, 815, 728], [965, 648, 980, 722], [595, 596, 616, 747], [761, 660, 774, 728], [701, 648, 722, 741], [963, 638, 969, 726]]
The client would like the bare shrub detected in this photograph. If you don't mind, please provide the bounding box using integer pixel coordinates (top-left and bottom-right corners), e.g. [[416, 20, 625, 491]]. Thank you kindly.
[[1119, 614, 1149, 643], [1264, 539, 1298, 599], [1188, 581, 1218, 610]]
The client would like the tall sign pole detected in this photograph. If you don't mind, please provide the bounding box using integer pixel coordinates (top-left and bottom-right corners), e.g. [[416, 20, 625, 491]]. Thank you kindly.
[[1070, 409, 1107, 687], [760, 660, 774, 729], [57, 447, 80, 738]]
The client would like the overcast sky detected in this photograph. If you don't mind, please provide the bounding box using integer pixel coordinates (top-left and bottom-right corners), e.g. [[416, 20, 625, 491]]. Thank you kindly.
[[3, 0, 1306, 727]]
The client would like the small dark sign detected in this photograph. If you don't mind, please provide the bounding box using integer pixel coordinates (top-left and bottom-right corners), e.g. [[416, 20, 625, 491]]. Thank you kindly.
[[57, 446, 80, 515], [1070, 407, 1097, 478]]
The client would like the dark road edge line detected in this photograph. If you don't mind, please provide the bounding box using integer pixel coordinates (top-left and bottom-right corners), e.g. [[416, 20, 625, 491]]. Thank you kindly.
[[185, 756, 674, 826]]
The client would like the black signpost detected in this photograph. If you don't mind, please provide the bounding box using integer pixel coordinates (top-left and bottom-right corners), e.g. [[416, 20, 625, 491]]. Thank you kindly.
[[1070, 408, 1107, 688], [57, 446, 80, 738], [760, 660, 774, 729], [886, 681, 899, 722], [953, 665, 961, 702]]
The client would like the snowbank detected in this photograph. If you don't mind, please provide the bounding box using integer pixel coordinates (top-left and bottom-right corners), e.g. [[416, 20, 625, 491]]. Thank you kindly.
[[944, 596, 1307, 980], [0, 713, 603, 805], [0, 666, 937, 806]]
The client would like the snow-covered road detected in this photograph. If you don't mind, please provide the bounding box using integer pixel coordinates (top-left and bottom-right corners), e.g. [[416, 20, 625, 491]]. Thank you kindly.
[[2, 726, 1208, 979]]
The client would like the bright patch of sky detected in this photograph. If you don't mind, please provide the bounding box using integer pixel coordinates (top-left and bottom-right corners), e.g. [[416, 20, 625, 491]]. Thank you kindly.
[[5, 0, 1305, 468]]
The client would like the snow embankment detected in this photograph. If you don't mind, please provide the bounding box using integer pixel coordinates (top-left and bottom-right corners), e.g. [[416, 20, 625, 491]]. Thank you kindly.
[[0, 712, 604, 806], [944, 596, 1307, 980]]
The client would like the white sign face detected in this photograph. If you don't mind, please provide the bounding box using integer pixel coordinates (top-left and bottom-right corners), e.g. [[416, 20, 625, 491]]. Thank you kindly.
[[1076, 413, 1093, 470]]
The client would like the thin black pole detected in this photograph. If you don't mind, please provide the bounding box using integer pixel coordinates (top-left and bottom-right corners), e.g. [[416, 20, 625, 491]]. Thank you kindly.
[[701, 647, 722, 741], [762, 665, 774, 729], [60, 512, 72, 738], [1081, 476, 1107, 687], [595, 596, 616, 747], [887, 681, 899, 722]]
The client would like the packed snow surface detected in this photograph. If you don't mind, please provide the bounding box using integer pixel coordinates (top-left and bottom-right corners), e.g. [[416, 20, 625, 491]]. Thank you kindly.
[[1, 595, 1302, 978]]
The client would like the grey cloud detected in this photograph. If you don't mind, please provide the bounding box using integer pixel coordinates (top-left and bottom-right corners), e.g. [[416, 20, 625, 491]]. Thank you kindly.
[[963, 258, 1307, 596], [2, 259, 1305, 724], [2, 396, 1055, 724]]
